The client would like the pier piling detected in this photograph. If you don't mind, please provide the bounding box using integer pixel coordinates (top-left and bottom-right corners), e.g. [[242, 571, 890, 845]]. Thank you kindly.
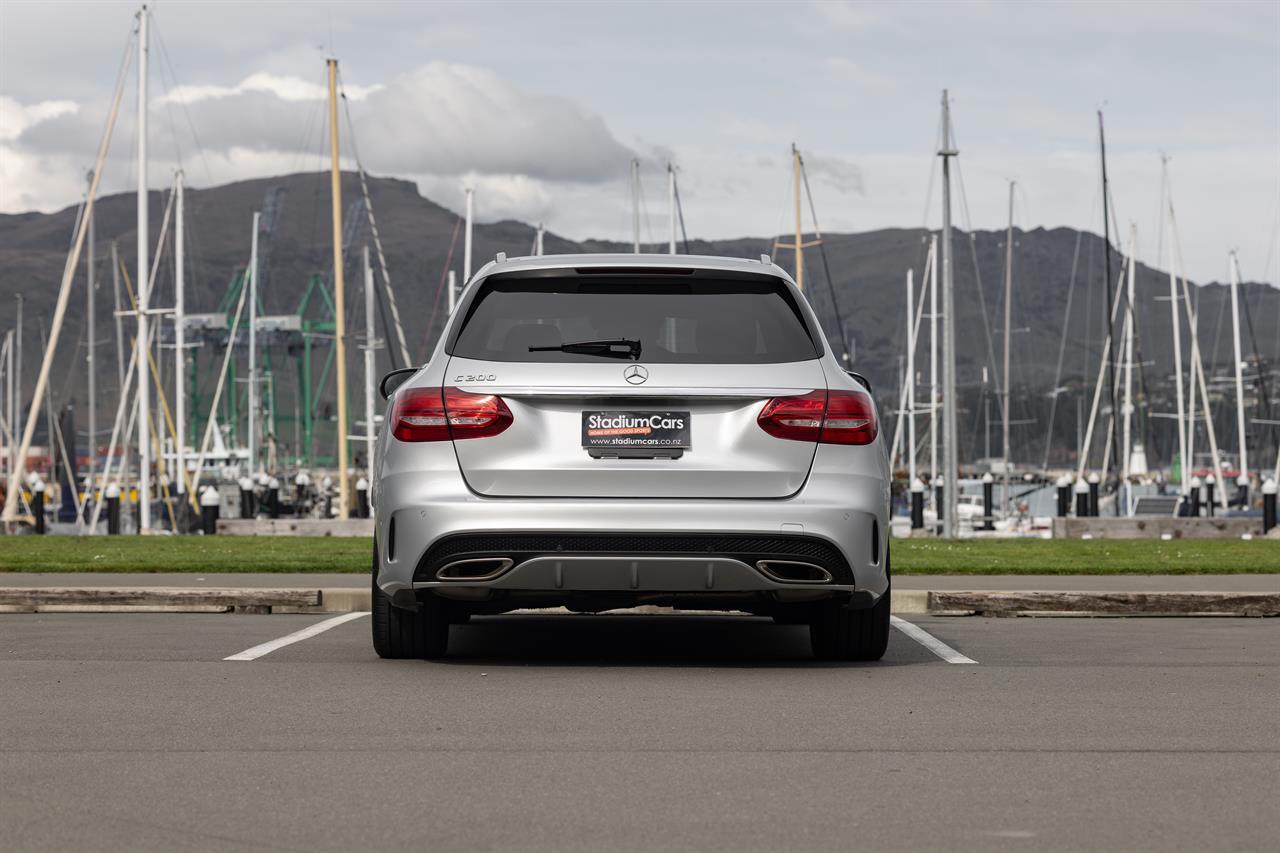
[[32, 480, 45, 534], [981, 472, 994, 531], [1263, 479, 1276, 533], [105, 483, 121, 534], [910, 478, 924, 530]]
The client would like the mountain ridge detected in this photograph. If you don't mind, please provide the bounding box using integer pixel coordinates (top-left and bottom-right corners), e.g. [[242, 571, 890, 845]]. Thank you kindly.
[[2, 171, 1276, 465]]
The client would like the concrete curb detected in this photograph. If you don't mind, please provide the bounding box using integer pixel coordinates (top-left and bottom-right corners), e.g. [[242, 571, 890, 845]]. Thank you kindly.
[[0, 587, 324, 614], [216, 519, 375, 537], [928, 590, 1280, 617], [1, 586, 1276, 617]]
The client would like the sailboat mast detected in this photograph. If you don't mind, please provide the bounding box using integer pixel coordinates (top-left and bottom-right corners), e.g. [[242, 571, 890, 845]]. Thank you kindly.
[[363, 246, 376, 477], [1165, 200, 1188, 495], [86, 171, 96, 488], [248, 211, 260, 473], [1098, 111, 1121, 511], [938, 90, 959, 537], [4, 331, 12, 482], [1228, 251, 1249, 483], [1122, 227, 1138, 491], [327, 57, 350, 520], [3, 331, 10, 469], [792, 144, 804, 290], [906, 268, 917, 484], [10, 296, 19, 484], [667, 164, 677, 255], [136, 4, 151, 531], [463, 187, 474, 281], [1001, 180, 1014, 516], [929, 234, 939, 482], [631, 159, 640, 253], [174, 170, 185, 494]]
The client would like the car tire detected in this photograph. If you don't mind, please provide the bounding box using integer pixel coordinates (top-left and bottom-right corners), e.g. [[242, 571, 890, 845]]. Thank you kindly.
[[371, 541, 449, 659], [809, 551, 890, 661]]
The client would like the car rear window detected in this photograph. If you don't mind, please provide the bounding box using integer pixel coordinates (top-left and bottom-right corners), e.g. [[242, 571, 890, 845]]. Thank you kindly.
[[449, 274, 821, 364]]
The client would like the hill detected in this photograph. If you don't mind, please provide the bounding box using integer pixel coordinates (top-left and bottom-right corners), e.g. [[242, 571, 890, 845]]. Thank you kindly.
[[1, 172, 1275, 467]]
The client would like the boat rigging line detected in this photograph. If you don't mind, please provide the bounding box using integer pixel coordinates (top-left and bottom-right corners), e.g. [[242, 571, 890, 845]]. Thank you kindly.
[[2, 18, 132, 524], [336, 72, 412, 369], [796, 150, 852, 364]]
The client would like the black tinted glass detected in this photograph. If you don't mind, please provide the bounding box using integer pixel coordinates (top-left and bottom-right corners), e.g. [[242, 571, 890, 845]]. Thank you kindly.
[[451, 276, 820, 364]]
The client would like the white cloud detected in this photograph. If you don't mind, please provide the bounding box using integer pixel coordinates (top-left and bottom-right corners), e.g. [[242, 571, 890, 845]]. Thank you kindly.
[[0, 96, 84, 211], [156, 72, 383, 105], [350, 63, 633, 182], [1, 61, 635, 216], [804, 153, 865, 195], [0, 96, 78, 142]]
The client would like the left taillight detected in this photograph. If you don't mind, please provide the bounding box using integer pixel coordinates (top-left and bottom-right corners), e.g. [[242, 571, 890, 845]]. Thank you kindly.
[[390, 386, 513, 442], [757, 389, 878, 446]]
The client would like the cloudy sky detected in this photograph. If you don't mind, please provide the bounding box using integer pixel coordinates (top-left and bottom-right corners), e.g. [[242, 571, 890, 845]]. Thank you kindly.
[[2, 0, 1277, 284]]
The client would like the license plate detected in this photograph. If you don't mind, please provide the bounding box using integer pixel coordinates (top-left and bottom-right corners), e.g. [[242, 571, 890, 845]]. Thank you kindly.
[[581, 411, 691, 451]]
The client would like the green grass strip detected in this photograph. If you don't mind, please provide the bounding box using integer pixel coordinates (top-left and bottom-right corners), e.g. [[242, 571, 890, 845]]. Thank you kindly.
[[892, 538, 1280, 574], [0, 535, 1275, 574], [0, 536, 371, 573]]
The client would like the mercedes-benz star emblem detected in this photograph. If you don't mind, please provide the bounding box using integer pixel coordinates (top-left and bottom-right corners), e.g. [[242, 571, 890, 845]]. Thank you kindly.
[[623, 365, 649, 385]]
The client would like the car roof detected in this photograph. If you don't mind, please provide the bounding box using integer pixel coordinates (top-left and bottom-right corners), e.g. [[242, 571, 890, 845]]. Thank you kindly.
[[468, 252, 795, 284]]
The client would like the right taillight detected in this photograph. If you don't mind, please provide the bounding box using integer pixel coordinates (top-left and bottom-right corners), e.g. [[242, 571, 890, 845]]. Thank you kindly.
[[391, 386, 513, 442], [757, 389, 877, 446], [820, 388, 878, 445]]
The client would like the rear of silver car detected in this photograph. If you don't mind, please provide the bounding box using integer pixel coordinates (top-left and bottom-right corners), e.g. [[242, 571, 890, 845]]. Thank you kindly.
[[370, 255, 891, 660]]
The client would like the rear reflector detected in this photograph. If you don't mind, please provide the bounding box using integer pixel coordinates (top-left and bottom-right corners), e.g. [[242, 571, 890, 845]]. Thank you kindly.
[[757, 389, 877, 445], [391, 387, 513, 442]]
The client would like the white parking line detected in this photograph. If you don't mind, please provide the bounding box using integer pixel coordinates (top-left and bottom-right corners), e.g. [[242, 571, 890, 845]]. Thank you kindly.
[[890, 615, 978, 664], [223, 612, 370, 661]]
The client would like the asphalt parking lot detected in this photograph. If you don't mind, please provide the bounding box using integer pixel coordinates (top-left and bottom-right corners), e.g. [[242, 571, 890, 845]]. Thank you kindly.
[[2, 612, 1277, 852]]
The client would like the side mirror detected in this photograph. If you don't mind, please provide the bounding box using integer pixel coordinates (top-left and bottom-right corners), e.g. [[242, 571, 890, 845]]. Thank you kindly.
[[379, 367, 417, 401]]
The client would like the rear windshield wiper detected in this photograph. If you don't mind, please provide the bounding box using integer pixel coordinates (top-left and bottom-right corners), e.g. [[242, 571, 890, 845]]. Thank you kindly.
[[529, 338, 642, 360]]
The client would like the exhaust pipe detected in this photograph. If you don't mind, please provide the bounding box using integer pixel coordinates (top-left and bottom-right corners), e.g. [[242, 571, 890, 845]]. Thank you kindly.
[[755, 560, 833, 584], [435, 557, 514, 582]]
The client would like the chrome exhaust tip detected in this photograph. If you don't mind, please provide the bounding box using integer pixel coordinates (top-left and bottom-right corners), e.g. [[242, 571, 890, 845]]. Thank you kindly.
[[435, 557, 515, 582], [755, 560, 833, 584]]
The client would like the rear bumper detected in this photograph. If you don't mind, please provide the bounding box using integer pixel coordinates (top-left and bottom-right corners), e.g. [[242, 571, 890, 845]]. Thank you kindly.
[[374, 455, 890, 602]]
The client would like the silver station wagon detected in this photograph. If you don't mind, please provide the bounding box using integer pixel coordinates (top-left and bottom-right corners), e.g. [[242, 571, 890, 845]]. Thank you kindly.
[[370, 254, 891, 660]]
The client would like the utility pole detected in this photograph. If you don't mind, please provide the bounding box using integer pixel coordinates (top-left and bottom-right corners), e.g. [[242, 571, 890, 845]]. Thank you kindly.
[[463, 187, 474, 282], [447, 270, 457, 315], [631, 159, 641, 253], [938, 90, 959, 537], [327, 57, 350, 519], [174, 170, 185, 494], [247, 211, 260, 473], [1001, 180, 1015, 517], [136, 3, 151, 531]]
